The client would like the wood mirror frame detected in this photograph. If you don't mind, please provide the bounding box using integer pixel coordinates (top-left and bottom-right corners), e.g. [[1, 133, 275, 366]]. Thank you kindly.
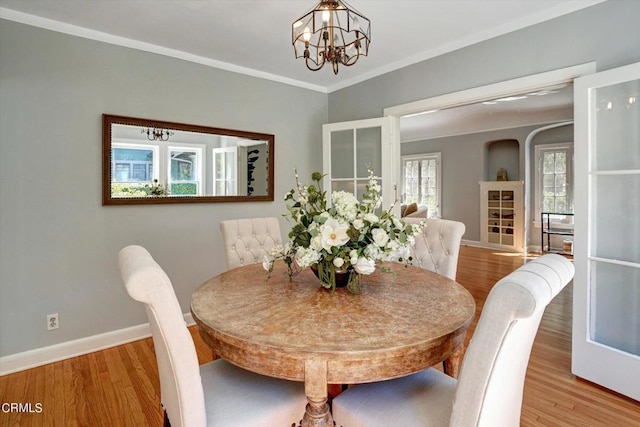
[[102, 114, 274, 205]]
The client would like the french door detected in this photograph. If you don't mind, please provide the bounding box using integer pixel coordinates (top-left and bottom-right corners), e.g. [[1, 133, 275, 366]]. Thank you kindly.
[[573, 61, 640, 401], [322, 117, 400, 214]]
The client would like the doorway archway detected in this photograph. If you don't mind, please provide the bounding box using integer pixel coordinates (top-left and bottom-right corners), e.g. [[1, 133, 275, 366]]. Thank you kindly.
[[383, 63, 595, 250]]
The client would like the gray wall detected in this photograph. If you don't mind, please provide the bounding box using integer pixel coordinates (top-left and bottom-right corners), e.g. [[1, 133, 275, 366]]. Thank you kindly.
[[0, 20, 327, 357], [330, 0, 640, 246]]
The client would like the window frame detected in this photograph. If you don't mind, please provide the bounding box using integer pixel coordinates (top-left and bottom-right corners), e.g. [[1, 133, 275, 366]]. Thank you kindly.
[[168, 144, 204, 196], [534, 142, 574, 228], [111, 141, 160, 184], [401, 152, 441, 218]]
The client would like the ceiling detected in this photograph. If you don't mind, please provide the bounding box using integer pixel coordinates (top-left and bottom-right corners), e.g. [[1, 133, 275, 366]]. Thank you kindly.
[[400, 83, 575, 141], [0, 0, 590, 140]]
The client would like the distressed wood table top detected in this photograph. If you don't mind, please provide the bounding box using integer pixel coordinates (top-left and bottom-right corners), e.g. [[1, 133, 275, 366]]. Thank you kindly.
[[191, 262, 475, 427]]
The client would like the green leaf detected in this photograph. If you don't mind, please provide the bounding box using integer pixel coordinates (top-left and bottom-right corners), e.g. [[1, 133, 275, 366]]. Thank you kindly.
[[313, 215, 328, 224]]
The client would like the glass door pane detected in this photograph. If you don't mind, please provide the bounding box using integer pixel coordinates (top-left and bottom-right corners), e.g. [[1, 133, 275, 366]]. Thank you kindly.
[[589, 79, 640, 354], [330, 130, 354, 180], [591, 261, 640, 356]]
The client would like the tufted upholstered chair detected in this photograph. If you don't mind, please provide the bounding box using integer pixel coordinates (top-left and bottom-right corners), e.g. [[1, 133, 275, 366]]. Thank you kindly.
[[118, 245, 307, 427], [219, 217, 283, 270], [405, 217, 466, 280], [333, 254, 575, 427]]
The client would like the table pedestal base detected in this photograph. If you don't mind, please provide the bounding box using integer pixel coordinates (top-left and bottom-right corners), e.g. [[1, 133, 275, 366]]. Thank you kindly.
[[301, 397, 333, 427]]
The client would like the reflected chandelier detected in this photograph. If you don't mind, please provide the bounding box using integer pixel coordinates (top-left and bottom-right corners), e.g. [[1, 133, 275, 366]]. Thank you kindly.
[[292, 0, 371, 74], [141, 127, 173, 141]]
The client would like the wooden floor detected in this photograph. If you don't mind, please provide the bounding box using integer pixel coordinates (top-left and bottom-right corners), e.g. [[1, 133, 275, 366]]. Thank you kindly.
[[1, 246, 639, 426]]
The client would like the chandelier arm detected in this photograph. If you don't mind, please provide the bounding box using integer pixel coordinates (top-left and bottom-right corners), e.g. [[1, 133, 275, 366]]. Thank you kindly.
[[305, 57, 326, 72], [341, 54, 360, 67]]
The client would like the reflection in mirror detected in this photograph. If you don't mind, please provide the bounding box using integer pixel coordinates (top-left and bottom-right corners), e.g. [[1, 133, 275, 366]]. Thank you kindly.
[[103, 115, 274, 205]]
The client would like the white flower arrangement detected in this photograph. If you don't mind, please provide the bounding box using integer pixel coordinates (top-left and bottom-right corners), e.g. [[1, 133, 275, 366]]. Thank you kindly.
[[263, 167, 424, 294]]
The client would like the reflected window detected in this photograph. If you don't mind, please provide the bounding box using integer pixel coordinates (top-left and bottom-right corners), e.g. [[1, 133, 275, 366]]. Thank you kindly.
[[111, 144, 159, 196], [112, 147, 154, 182], [169, 146, 203, 196]]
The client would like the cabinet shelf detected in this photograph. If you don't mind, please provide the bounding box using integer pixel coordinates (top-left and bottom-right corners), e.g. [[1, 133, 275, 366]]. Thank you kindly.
[[480, 181, 523, 252]]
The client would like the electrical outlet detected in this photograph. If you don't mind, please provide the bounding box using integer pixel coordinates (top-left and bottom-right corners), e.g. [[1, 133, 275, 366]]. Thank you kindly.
[[47, 313, 59, 330]]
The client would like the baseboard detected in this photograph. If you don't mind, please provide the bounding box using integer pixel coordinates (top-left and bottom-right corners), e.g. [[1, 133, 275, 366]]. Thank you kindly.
[[461, 239, 528, 253], [461, 239, 483, 248], [0, 313, 195, 376]]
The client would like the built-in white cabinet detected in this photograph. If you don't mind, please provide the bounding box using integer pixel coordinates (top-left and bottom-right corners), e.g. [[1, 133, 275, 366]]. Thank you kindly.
[[479, 181, 524, 252]]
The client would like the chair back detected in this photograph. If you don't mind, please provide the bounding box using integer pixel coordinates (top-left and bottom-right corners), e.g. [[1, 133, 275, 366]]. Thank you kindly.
[[118, 245, 206, 427], [406, 218, 466, 280], [450, 254, 574, 427], [220, 217, 283, 269]]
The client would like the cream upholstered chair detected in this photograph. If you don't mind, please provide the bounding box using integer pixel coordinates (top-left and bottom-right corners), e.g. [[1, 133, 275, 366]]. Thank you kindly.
[[332, 254, 575, 427], [220, 217, 282, 270], [118, 245, 307, 427], [405, 218, 466, 280]]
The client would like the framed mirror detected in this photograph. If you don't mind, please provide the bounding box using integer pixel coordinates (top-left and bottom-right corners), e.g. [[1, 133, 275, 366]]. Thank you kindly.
[[102, 114, 274, 205]]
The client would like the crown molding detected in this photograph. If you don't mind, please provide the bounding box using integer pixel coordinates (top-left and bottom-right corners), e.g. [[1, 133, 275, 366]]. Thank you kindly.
[[0, 8, 328, 94]]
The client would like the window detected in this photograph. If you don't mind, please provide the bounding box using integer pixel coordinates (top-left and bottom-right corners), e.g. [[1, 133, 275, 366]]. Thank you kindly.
[[112, 146, 156, 182], [401, 153, 441, 217], [535, 143, 573, 224], [111, 143, 159, 196], [169, 146, 203, 195], [111, 142, 204, 196]]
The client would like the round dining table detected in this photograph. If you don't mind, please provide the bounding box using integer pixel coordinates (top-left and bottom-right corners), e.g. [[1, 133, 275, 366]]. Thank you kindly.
[[191, 262, 475, 427]]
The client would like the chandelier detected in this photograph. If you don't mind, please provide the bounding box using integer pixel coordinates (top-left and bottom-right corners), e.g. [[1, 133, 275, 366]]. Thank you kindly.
[[292, 0, 371, 74], [141, 127, 173, 141]]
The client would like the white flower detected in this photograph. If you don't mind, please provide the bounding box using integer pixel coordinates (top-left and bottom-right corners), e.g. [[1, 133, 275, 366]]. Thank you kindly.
[[365, 244, 382, 260], [320, 218, 350, 251], [262, 255, 272, 271], [371, 228, 389, 247], [333, 257, 345, 268], [386, 239, 400, 251], [332, 191, 359, 221], [349, 249, 359, 265], [413, 223, 425, 235], [295, 246, 320, 268], [394, 245, 412, 261], [354, 257, 376, 275], [311, 235, 324, 251], [364, 213, 379, 224], [352, 218, 364, 230]]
